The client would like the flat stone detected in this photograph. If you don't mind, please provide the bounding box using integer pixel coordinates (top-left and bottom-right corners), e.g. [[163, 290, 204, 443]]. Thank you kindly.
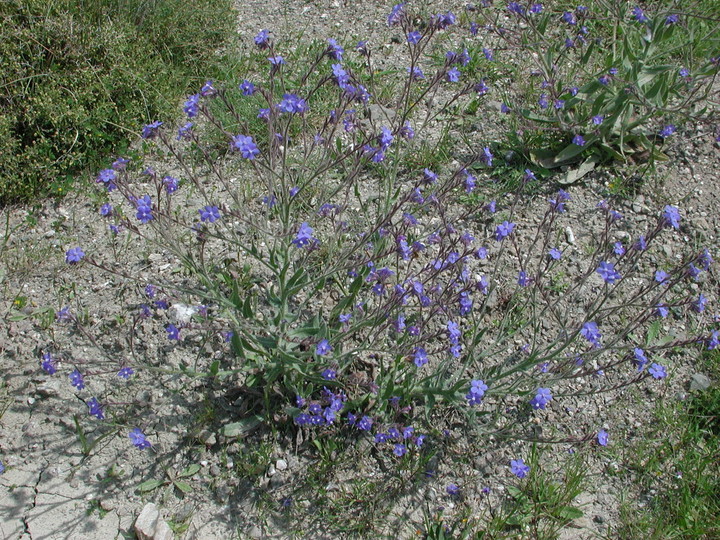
[[690, 373, 712, 392]]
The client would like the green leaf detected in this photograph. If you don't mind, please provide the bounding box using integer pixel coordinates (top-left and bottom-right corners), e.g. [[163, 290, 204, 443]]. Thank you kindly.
[[178, 464, 201, 478], [223, 415, 263, 438], [209, 360, 220, 377], [558, 506, 584, 520], [174, 480, 193, 494], [138, 479, 163, 493]]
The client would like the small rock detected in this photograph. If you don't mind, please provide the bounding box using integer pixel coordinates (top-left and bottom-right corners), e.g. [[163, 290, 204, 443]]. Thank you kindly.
[[593, 515, 606, 524], [209, 464, 221, 477], [248, 525, 263, 538], [690, 373, 712, 392], [565, 226, 575, 244], [168, 303, 197, 324], [267, 464, 277, 477], [135, 502, 174, 540], [276, 459, 288, 471]]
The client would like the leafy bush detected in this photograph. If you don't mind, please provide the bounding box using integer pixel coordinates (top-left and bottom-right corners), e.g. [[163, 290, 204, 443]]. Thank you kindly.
[[0, 0, 236, 205], [50, 4, 717, 458]]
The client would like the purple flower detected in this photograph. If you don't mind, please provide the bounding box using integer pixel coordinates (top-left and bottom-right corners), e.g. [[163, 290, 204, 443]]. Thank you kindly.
[[707, 330, 719, 350], [634, 348, 648, 370], [163, 176, 179, 194], [597, 429, 609, 446], [655, 303, 670, 318], [698, 249, 713, 270], [393, 443, 407, 457], [663, 205, 681, 229], [96, 168, 117, 191], [316, 339, 332, 356], [69, 369, 85, 390], [292, 222, 318, 249], [592, 115, 604, 125], [495, 221, 516, 241], [321, 368, 337, 380], [634, 235, 647, 251], [413, 347, 428, 368], [597, 261, 621, 284], [41, 352, 57, 374], [99, 203, 112, 217], [538, 93, 549, 109], [87, 397, 104, 420], [240, 79, 255, 95], [118, 367, 134, 379], [665, 14, 679, 25], [135, 195, 153, 224], [510, 458, 530, 478], [632, 6, 649, 23], [231, 134, 260, 159], [199, 205, 221, 223], [183, 94, 200, 118], [692, 294, 707, 313], [446, 67, 461, 83], [517, 271, 531, 287], [129, 428, 151, 449], [614, 241, 626, 256], [659, 125, 676, 138], [562, 11, 577, 25], [655, 270, 670, 284], [581, 321, 602, 348], [65, 247, 85, 264], [407, 31, 421, 44], [648, 363, 667, 379], [254, 29, 271, 49], [166, 324, 180, 341], [327, 38, 344, 61], [549, 248, 562, 260], [573, 134, 586, 146], [278, 93, 308, 114], [530, 387, 552, 410], [387, 3, 405, 26], [141, 121, 163, 139], [446, 484, 460, 496], [268, 55, 286, 67], [357, 416, 373, 431], [177, 122, 193, 140]]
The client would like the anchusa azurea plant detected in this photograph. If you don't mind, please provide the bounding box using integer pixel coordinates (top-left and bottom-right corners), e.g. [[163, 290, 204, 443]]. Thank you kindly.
[[51, 4, 716, 455], [464, 1, 719, 170]]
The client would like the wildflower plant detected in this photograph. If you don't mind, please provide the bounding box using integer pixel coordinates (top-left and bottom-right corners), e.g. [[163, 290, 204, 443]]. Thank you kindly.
[[464, 1, 720, 173], [51, 4, 717, 458]]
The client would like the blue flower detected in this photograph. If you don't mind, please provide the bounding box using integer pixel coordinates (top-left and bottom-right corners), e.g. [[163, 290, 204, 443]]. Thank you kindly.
[[129, 428, 151, 449], [41, 352, 57, 374], [573, 134, 586, 146], [166, 324, 180, 341], [69, 369, 85, 390], [321, 368, 337, 380], [387, 3, 405, 26], [530, 387, 552, 410], [316, 339, 332, 356], [183, 94, 200, 118], [118, 367, 134, 379], [292, 222, 318, 249], [581, 321, 602, 347], [327, 38, 344, 61], [407, 31, 421, 44], [141, 121, 163, 139], [231, 134, 260, 159], [239, 80, 255, 96], [549, 248, 562, 260], [510, 458, 530, 478], [254, 29, 271, 49], [65, 247, 85, 264], [648, 363, 667, 379], [135, 195, 153, 224], [393, 443, 407, 457], [413, 347, 428, 368], [597, 429, 609, 446], [199, 205, 221, 223], [659, 125, 676, 138], [663, 205, 681, 229], [597, 261, 621, 284], [87, 397, 104, 420], [446, 67, 461, 83], [495, 221, 516, 241]]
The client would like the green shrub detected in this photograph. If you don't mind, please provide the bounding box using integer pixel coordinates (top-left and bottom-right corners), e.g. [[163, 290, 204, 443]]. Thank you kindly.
[[0, 0, 236, 205]]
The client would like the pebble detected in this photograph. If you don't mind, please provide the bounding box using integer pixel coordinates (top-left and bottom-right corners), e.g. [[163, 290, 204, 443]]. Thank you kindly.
[[276, 459, 288, 471]]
